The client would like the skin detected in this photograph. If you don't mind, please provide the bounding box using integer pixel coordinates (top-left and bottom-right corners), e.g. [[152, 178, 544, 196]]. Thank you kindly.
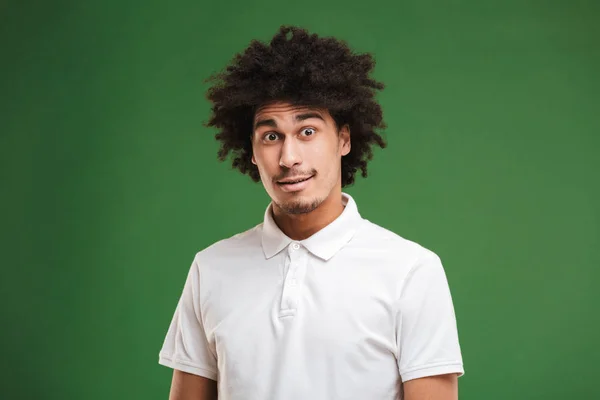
[[251, 101, 351, 240], [169, 101, 459, 399], [168, 370, 217, 400], [403, 374, 459, 400]]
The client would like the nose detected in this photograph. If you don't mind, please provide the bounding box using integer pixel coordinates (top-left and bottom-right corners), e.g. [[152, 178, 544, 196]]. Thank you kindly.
[[279, 137, 302, 168]]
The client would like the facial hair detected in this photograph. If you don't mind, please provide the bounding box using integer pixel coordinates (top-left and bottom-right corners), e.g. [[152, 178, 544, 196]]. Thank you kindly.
[[274, 197, 324, 215]]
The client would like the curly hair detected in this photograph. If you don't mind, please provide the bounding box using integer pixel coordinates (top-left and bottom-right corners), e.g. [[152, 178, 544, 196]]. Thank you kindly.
[[205, 25, 387, 187]]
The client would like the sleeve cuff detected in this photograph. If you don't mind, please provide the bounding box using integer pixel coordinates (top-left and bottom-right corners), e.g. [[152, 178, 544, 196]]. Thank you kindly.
[[158, 353, 218, 381], [401, 362, 464, 382]]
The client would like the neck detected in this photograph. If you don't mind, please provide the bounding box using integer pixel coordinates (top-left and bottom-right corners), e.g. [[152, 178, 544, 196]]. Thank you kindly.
[[272, 191, 345, 241]]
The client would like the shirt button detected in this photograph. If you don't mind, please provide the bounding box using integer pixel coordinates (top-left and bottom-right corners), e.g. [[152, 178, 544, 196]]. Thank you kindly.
[[292, 243, 300, 250]]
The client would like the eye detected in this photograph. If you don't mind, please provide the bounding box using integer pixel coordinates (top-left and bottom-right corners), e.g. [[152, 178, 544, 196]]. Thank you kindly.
[[263, 132, 280, 141], [300, 128, 315, 137]]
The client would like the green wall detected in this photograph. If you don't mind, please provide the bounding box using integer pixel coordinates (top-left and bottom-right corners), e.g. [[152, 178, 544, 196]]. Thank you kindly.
[[1, 1, 598, 399]]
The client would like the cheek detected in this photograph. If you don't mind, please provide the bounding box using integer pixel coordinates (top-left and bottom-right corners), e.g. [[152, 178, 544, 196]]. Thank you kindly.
[[311, 142, 339, 173], [253, 149, 276, 175], [251, 147, 265, 166]]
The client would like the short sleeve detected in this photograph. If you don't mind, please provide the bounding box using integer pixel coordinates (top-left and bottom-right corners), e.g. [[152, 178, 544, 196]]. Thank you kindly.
[[158, 256, 218, 380], [395, 252, 464, 382]]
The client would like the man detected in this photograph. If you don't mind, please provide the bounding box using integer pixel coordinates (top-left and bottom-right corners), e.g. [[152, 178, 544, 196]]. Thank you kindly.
[[158, 25, 464, 399]]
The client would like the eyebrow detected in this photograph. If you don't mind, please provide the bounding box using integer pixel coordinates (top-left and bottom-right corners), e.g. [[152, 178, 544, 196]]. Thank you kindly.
[[253, 112, 326, 130]]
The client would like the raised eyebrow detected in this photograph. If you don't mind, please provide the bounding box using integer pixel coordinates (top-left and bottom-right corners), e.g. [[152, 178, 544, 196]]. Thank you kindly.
[[254, 118, 277, 131], [254, 113, 323, 130], [295, 112, 325, 123]]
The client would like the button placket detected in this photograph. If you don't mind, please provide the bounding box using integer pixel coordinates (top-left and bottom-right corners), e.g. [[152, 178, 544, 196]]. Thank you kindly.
[[279, 242, 306, 317]]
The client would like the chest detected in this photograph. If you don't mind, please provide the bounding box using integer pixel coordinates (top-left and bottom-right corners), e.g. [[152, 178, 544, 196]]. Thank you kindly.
[[201, 249, 402, 357], [200, 249, 404, 399]]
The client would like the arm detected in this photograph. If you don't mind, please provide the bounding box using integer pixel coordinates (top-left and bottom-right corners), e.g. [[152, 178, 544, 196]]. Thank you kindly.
[[395, 253, 464, 393], [159, 256, 219, 399], [403, 373, 459, 400], [169, 370, 218, 400]]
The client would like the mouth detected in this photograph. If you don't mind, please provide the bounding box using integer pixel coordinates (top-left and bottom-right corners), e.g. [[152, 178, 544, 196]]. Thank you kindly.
[[278, 176, 312, 184], [276, 175, 314, 192]]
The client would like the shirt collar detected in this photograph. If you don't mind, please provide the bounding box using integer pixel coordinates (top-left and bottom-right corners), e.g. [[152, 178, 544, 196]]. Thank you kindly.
[[261, 192, 363, 261]]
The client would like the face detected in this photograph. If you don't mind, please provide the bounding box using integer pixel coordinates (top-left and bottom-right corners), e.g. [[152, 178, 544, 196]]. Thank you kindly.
[[251, 102, 351, 215]]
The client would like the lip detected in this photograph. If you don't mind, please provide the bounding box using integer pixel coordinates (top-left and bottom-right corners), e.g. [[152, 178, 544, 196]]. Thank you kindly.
[[276, 175, 313, 192]]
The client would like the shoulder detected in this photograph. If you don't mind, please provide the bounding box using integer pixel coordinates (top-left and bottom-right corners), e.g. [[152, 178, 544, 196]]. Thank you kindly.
[[355, 221, 454, 304], [352, 219, 442, 268], [359, 219, 440, 257], [192, 222, 264, 262]]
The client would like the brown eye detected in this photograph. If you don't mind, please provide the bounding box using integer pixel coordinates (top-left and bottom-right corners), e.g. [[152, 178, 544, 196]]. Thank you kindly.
[[264, 133, 279, 141], [301, 128, 315, 137]]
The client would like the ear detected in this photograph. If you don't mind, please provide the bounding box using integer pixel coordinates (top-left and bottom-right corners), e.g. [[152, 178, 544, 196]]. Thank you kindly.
[[250, 132, 258, 165], [339, 124, 351, 156]]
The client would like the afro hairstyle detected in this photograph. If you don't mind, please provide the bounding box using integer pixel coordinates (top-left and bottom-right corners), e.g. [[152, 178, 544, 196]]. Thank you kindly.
[[205, 25, 387, 187]]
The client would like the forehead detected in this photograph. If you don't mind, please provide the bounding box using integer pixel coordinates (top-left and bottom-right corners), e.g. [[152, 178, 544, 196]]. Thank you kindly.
[[254, 102, 330, 122]]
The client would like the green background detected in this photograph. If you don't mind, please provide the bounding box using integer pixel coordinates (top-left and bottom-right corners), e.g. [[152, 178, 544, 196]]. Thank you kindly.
[[1, 0, 598, 399]]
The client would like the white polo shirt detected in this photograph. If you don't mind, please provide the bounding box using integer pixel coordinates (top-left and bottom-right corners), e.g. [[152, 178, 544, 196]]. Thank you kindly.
[[159, 193, 464, 399]]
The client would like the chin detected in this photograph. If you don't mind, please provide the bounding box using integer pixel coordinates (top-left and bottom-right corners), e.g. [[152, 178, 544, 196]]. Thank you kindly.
[[273, 192, 324, 215], [280, 200, 321, 215]]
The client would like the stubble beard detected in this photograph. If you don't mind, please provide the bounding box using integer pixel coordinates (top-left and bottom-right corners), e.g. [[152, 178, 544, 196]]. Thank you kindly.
[[274, 197, 324, 215]]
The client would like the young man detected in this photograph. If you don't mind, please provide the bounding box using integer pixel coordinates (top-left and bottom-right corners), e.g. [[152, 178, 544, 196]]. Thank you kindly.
[[158, 26, 464, 400]]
